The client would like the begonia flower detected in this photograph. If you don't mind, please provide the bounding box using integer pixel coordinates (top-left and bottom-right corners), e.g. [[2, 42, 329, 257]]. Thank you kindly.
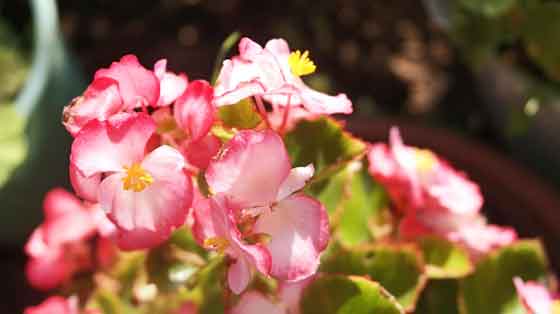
[[25, 188, 98, 290], [154, 59, 188, 107], [94, 54, 160, 110], [205, 130, 329, 282], [368, 127, 516, 256], [24, 296, 79, 314], [213, 37, 352, 130], [514, 277, 559, 314], [192, 195, 271, 294], [70, 112, 193, 250]]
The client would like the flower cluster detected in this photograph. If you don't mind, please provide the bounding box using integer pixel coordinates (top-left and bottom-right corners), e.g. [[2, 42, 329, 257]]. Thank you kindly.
[[23, 36, 557, 314]]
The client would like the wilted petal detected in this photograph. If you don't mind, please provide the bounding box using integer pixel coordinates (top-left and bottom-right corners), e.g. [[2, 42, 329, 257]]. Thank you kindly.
[[254, 194, 329, 281], [95, 54, 160, 109], [71, 113, 156, 177], [206, 130, 291, 207], [231, 291, 285, 314], [154, 59, 188, 107], [63, 77, 124, 136], [276, 164, 314, 201], [174, 80, 215, 142]]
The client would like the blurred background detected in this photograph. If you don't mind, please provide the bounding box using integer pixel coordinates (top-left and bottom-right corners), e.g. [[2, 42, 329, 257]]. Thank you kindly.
[[2, 0, 560, 311]]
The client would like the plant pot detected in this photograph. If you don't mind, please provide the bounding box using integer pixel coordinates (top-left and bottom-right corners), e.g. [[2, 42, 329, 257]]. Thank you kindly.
[[347, 117, 560, 270], [0, 0, 86, 245]]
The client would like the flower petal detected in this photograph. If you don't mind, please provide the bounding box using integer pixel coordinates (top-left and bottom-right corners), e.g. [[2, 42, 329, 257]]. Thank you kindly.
[[154, 59, 188, 107], [25, 245, 70, 290], [63, 77, 124, 136], [71, 112, 156, 177], [174, 80, 215, 142], [228, 256, 252, 295], [231, 291, 286, 314], [95, 54, 160, 109], [206, 130, 291, 208], [24, 296, 78, 314], [184, 134, 221, 170], [254, 194, 329, 281], [276, 164, 314, 201], [514, 277, 553, 314], [69, 163, 101, 202]]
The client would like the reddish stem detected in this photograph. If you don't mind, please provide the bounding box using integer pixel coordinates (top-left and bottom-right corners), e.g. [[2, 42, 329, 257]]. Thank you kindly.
[[254, 95, 272, 129]]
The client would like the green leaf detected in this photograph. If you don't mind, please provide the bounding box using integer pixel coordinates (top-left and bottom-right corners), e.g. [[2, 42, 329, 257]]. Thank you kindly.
[[211, 31, 241, 84], [459, 0, 517, 17], [87, 290, 135, 314], [420, 236, 473, 279], [300, 275, 404, 314], [0, 105, 27, 187], [218, 98, 262, 129], [321, 244, 427, 311], [415, 280, 460, 314], [285, 117, 366, 180], [460, 240, 549, 314], [521, 2, 560, 81], [196, 257, 227, 314]]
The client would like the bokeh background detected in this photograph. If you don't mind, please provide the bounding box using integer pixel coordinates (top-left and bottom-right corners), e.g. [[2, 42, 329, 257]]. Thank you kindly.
[[2, 0, 560, 311]]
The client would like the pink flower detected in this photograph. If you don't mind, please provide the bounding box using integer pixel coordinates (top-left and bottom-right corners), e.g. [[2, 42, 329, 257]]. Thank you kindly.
[[214, 37, 352, 129], [24, 296, 79, 314], [154, 59, 188, 107], [25, 188, 98, 290], [205, 130, 330, 282], [70, 112, 193, 250], [192, 195, 271, 294], [368, 127, 516, 256], [514, 277, 557, 314], [94, 54, 160, 110]]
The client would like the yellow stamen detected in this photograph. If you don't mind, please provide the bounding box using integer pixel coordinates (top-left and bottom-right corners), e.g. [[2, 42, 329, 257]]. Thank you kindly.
[[122, 163, 154, 192], [288, 50, 316, 77], [414, 149, 437, 173], [203, 237, 230, 253]]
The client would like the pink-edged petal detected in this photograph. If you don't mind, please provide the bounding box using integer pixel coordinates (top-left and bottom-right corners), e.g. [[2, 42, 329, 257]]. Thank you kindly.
[[239, 37, 265, 59], [63, 77, 124, 136], [94, 54, 160, 109], [24, 296, 78, 314], [26, 245, 70, 291], [69, 163, 101, 202], [254, 194, 329, 281], [191, 197, 219, 245], [184, 134, 221, 170], [154, 59, 188, 107], [298, 87, 353, 114], [452, 222, 517, 257], [276, 164, 314, 201], [213, 58, 266, 107], [514, 277, 553, 314], [228, 256, 253, 295], [174, 80, 215, 142], [231, 291, 286, 314], [43, 208, 96, 246], [71, 112, 156, 177], [206, 130, 291, 207], [102, 146, 191, 236]]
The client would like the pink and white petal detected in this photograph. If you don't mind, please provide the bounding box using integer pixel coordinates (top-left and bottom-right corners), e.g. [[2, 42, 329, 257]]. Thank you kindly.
[[214, 80, 266, 107], [26, 247, 70, 291], [254, 194, 329, 281], [298, 86, 353, 115], [276, 164, 314, 201], [43, 209, 97, 246], [174, 80, 215, 142], [231, 291, 286, 314], [213, 58, 266, 106], [154, 59, 188, 107], [239, 37, 265, 59], [454, 223, 517, 256], [24, 296, 78, 314], [94, 54, 160, 109], [63, 77, 124, 136], [206, 130, 291, 208], [71, 113, 156, 177], [228, 256, 253, 295], [191, 197, 220, 245], [264, 38, 291, 59], [514, 277, 553, 314], [25, 227, 49, 257], [69, 163, 101, 202], [184, 134, 221, 170], [279, 277, 314, 314]]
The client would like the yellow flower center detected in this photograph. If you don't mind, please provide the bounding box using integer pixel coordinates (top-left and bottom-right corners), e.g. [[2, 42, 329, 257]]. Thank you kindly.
[[203, 237, 230, 253], [122, 163, 154, 192], [414, 149, 437, 173], [288, 50, 316, 77]]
